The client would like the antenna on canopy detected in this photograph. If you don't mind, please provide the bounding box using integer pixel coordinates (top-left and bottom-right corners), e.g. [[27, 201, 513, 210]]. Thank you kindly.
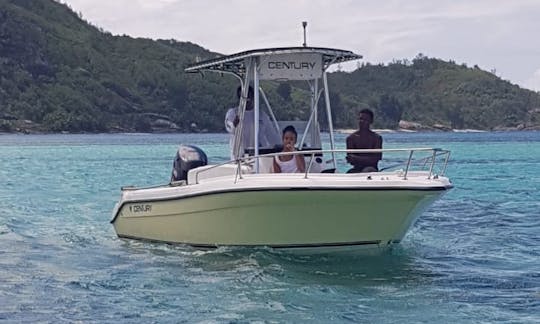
[[302, 21, 307, 47]]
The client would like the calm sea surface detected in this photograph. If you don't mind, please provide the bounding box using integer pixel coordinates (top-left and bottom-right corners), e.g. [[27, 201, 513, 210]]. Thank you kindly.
[[0, 132, 538, 323]]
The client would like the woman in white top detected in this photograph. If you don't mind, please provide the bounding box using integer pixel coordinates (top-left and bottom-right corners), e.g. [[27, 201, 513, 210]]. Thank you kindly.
[[273, 125, 306, 173]]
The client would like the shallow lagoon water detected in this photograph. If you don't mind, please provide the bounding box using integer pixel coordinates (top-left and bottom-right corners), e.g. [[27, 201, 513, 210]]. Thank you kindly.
[[0, 132, 539, 323]]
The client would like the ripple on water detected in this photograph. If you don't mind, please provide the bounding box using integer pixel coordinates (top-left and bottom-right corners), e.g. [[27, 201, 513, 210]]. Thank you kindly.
[[1, 132, 540, 322]]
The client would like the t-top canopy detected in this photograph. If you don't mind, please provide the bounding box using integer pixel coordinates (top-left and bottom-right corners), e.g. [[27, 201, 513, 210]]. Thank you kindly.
[[184, 47, 362, 78]]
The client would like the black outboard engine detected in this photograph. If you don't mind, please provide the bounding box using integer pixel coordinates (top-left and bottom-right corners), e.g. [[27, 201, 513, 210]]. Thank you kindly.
[[170, 144, 208, 182]]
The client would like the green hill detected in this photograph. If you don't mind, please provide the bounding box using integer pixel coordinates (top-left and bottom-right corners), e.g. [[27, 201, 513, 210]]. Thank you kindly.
[[0, 0, 235, 133], [1, 0, 539, 133], [329, 57, 540, 130]]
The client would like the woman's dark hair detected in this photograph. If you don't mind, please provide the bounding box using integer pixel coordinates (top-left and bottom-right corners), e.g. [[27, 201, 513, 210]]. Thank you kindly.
[[282, 125, 297, 138]]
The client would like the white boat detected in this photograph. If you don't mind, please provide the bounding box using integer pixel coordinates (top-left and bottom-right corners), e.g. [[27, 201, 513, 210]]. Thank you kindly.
[[111, 46, 453, 253]]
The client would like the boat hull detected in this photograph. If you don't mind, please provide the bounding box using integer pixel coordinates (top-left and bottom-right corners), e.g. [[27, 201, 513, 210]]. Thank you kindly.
[[112, 187, 446, 251]]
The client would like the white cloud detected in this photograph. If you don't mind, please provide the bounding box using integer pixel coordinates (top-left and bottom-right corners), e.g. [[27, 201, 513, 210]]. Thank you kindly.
[[523, 68, 540, 92]]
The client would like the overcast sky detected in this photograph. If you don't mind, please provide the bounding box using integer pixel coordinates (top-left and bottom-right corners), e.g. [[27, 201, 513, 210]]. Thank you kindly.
[[62, 0, 540, 92]]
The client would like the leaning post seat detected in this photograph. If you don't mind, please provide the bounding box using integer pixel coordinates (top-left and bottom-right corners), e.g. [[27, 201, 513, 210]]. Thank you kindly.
[[244, 147, 326, 173]]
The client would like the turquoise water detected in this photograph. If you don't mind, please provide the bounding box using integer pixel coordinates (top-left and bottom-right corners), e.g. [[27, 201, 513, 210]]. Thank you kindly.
[[0, 132, 539, 323]]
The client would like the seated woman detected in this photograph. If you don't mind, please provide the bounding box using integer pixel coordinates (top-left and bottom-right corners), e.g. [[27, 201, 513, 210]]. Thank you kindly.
[[273, 125, 306, 173]]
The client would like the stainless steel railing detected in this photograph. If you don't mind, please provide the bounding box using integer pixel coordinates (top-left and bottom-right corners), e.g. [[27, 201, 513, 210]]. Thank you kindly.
[[193, 147, 451, 184]]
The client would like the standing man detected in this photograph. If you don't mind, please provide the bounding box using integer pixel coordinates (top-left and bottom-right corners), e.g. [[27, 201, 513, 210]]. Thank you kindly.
[[345, 108, 383, 173], [225, 86, 280, 159]]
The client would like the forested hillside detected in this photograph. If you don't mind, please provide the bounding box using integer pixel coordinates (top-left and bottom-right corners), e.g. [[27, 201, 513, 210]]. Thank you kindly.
[[0, 0, 235, 133], [1, 0, 539, 133], [329, 57, 540, 130]]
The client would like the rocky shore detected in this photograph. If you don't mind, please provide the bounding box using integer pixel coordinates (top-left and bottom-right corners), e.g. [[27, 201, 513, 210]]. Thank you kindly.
[[3, 118, 540, 135]]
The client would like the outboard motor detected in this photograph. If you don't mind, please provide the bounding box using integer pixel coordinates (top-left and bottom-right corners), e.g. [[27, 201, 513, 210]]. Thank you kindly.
[[170, 144, 208, 182]]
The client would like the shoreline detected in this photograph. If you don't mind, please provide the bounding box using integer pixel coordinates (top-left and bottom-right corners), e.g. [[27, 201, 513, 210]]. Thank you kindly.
[[336, 128, 489, 134], [3, 128, 540, 136]]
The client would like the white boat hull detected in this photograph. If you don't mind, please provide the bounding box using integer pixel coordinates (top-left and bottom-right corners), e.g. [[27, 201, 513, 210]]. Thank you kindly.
[[111, 171, 451, 252]]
